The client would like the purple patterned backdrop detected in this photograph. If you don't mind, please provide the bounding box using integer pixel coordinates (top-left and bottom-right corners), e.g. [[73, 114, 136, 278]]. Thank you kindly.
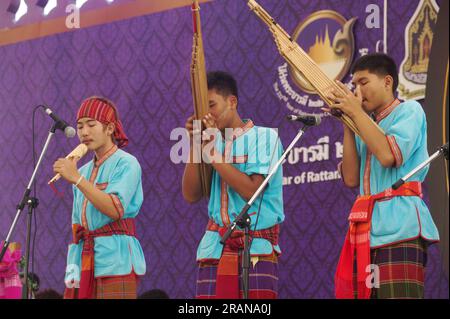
[[0, 0, 447, 298]]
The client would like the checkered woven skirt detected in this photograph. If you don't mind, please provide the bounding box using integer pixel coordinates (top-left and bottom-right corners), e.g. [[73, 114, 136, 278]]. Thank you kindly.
[[368, 238, 429, 299], [196, 253, 279, 299], [64, 272, 138, 299]]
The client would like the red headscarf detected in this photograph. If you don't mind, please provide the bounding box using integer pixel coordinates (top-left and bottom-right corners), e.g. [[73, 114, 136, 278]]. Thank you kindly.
[[77, 97, 129, 148]]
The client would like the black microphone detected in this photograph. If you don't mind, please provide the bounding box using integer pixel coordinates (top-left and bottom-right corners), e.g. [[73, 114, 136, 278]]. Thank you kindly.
[[286, 114, 321, 126], [42, 106, 76, 138]]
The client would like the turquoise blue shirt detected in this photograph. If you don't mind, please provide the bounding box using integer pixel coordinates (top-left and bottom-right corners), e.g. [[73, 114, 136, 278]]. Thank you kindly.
[[65, 147, 146, 286], [196, 120, 285, 261], [354, 100, 439, 248]]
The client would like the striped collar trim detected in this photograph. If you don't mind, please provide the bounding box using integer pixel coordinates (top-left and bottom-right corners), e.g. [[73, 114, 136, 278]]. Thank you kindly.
[[373, 99, 401, 123], [223, 119, 254, 142], [94, 144, 118, 167]]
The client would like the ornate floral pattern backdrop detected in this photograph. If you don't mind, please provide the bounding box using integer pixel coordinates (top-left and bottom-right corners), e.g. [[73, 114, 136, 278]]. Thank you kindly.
[[0, 0, 447, 298]]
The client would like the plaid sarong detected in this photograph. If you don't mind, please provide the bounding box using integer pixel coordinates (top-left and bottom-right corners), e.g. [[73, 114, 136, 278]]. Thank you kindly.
[[64, 272, 138, 299], [370, 238, 428, 299], [196, 253, 279, 299]]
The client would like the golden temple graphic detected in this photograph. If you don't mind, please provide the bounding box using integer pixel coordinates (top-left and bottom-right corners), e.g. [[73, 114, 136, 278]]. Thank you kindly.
[[290, 11, 356, 95], [398, 0, 439, 100], [308, 26, 342, 64]]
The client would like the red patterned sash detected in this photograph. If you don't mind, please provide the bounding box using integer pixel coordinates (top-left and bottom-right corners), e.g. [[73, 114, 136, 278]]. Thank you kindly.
[[335, 182, 422, 299], [72, 218, 136, 299]]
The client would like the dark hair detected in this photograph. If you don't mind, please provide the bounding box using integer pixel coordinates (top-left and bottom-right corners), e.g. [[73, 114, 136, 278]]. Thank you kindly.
[[138, 289, 170, 299], [207, 71, 239, 100], [351, 53, 399, 95], [35, 289, 63, 299]]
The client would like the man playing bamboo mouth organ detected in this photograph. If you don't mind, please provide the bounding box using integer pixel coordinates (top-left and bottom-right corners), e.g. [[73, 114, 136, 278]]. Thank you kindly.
[[52, 96, 146, 299], [324, 53, 439, 299], [182, 71, 285, 299]]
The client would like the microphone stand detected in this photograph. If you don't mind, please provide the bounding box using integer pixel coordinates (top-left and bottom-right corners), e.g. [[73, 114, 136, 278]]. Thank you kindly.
[[0, 123, 58, 299], [220, 123, 312, 299], [392, 142, 449, 190]]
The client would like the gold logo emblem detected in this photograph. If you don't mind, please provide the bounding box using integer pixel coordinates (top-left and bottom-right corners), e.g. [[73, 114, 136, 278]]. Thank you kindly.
[[290, 10, 357, 94]]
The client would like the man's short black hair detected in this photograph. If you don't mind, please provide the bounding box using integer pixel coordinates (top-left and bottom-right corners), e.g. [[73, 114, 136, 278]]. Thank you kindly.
[[35, 289, 63, 299], [351, 53, 399, 95], [207, 71, 239, 100], [138, 289, 170, 299]]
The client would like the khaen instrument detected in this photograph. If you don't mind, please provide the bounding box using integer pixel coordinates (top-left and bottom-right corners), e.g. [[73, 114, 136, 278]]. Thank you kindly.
[[191, 0, 212, 197], [48, 144, 88, 184], [247, 0, 385, 136]]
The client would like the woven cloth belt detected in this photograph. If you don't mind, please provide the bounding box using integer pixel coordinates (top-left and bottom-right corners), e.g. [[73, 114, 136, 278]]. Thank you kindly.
[[335, 181, 422, 299], [71, 218, 136, 299]]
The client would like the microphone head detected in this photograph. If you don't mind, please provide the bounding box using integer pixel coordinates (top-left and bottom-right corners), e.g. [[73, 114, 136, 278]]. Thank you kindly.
[[286, 114, 321, 126], [64, 126, 76, 138]]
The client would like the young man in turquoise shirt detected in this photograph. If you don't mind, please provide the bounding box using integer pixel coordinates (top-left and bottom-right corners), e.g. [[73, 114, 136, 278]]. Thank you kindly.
[[326, 54, 439, 299], [183, 71, 284, 299], [53, 96, 146, 299]]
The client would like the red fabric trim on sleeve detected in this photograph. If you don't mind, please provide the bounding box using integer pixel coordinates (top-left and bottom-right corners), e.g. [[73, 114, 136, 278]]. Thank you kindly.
[[386, 135, 403, 167], [110, 194, 124, 219]]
